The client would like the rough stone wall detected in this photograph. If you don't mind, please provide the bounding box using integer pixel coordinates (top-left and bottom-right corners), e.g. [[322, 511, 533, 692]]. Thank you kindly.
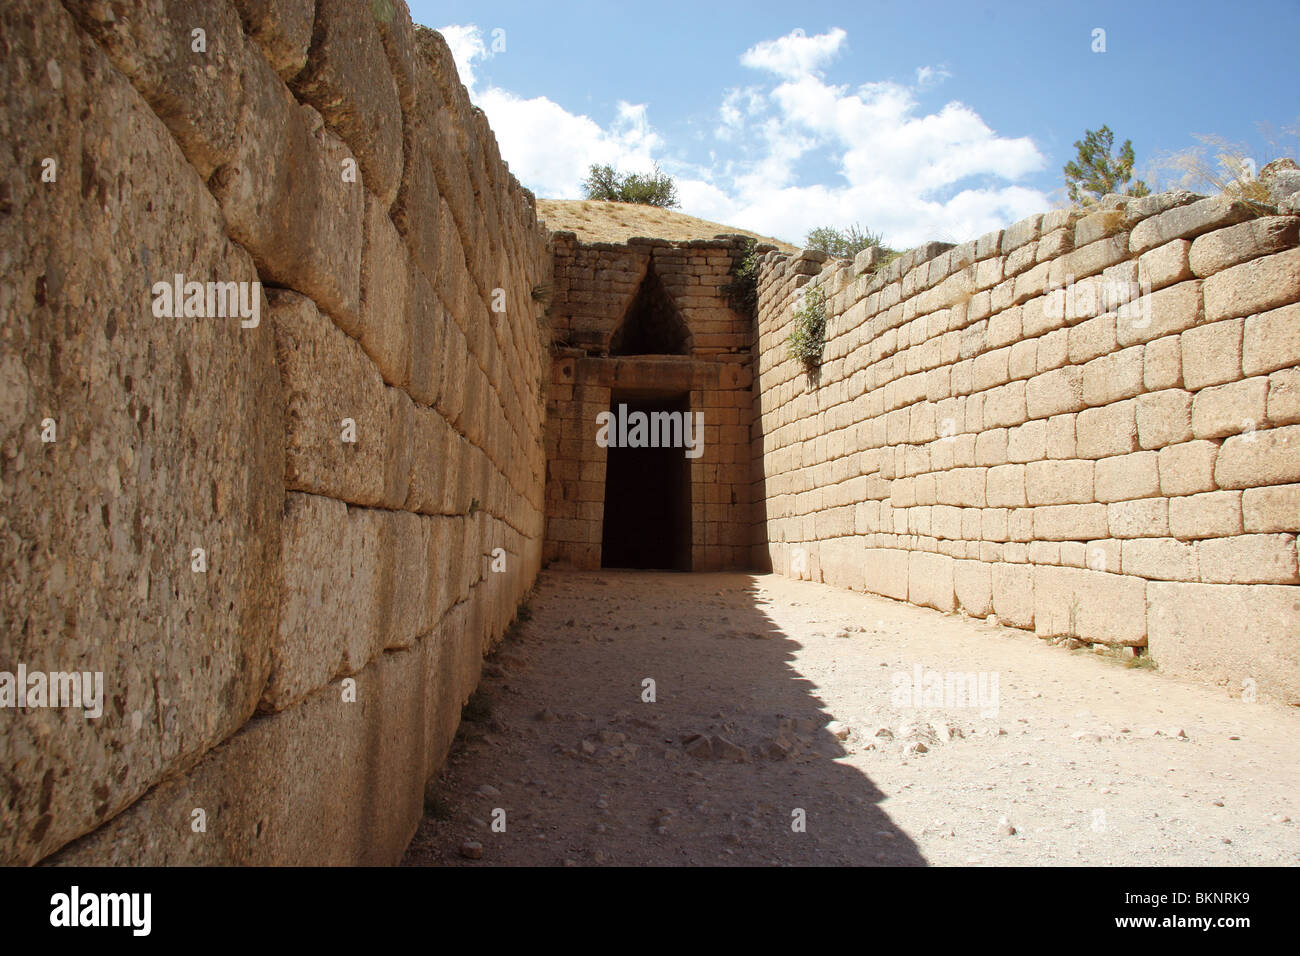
[[752, 194, 1300, 702], [543, 236, 753, 570], [1, 0, 550, 865]]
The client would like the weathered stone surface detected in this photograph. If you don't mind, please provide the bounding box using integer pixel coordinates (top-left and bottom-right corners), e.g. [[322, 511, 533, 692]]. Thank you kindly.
[[908, 551, 955, 612], [291, 0, 404, 207], [1202, 247, 1300, 323], [49, 608, 479, 864], [1129, 196, 1259, 255], [0, 0, 283, 865], [1188, 216, 1299, 277], [1214, 426, 1300, 489], [230, 0, 315, 80], [270, 291, 411, 508], [1147, 583, 1300, 703], [1032, 566, 1147, 644]]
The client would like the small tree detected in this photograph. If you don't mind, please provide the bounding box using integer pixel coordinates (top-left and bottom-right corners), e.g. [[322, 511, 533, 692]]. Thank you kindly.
[[1064, 126, 1150, 205], [804, 223, 888, 258], [582, 163, 679, 208]]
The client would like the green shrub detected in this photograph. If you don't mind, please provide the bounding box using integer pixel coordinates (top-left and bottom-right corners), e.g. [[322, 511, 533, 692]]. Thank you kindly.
[[582, 163, 679, 208], [805, 223, 889, 259], [787, 285, 827, 372]]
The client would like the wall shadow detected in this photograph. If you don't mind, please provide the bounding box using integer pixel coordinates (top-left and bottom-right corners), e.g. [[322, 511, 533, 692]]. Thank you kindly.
[[404, 569, 927, 866]]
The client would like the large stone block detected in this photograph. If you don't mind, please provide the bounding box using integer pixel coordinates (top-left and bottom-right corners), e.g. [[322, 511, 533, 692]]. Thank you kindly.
[[48, 616, 471, 864], [1242, 303, 1300, 377], [1076, 400, 1138, 459], [1197, 534, 1298, 585], [0, 0, 283, 864], [991, 563, 1034, 628], [953, 560, 993, 616], [1025, 459, 1094, 505], [863, 549, 909, 601], [1094, 451, 1160, 503], [1242, 484, 1300, 533], [1146, 582, 1300, 704], [1128, 196, 1259, 255], [1202, 247, 1300, 323], [271, 291, 412, 508], [908, 551, 955, 612], [1188, 216, 1299, 278], [230, 0, 315, 80], [291, 0, 404, 206], [359, 192, 413, 387], [1032, 566, 1147, 644]]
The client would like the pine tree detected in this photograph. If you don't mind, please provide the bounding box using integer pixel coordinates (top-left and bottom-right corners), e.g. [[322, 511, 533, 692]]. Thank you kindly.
[[1063, 126, 1151, 205]]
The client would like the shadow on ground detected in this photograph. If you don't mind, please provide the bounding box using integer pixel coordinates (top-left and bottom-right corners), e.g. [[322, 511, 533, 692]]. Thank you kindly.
[[403, 569, 926, 866]]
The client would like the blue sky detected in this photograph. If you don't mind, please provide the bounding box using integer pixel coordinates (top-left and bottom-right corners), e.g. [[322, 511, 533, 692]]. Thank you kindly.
[[406, 0, 1299, 248]]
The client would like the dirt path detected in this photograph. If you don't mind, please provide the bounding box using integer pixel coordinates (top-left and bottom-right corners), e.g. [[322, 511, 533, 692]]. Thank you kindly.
[[402, 570, 1300, 867]]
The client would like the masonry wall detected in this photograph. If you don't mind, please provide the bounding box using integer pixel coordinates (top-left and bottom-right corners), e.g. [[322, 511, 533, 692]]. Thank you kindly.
[[752, 193, 1300, 702], [0, 0, 550, 864], [544, 236, 753, 571]]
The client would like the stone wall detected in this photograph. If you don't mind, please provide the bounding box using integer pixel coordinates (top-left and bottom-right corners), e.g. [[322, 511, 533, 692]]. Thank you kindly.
[[752, 194, 1300, 702], [0, 0, 550, 864], [543, 236, 754, 571]]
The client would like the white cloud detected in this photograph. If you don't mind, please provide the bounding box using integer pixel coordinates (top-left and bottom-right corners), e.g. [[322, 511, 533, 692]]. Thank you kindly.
[[438, 24, 488, 90], [439, 24, 1050, 248], [915, 65, 952, 88], [739, 27, 847, 80]]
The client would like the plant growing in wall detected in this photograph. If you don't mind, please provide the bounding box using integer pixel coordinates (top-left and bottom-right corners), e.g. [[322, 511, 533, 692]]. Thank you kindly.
[[787, 284, 827, 374], [724, 238, 760, 319]]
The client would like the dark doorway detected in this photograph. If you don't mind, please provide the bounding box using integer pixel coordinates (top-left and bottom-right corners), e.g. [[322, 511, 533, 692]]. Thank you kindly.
[[601, 392, 693, 570]]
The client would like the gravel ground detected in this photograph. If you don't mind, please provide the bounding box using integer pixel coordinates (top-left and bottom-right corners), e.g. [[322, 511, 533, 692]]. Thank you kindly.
[[402, 570, 1300, 867]]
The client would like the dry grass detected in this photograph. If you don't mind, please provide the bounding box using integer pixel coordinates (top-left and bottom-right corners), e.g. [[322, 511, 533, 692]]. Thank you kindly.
[[536, 199, 799, 253]]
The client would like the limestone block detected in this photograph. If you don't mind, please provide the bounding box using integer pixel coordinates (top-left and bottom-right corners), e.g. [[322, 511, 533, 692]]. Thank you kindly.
[[1094, 451, 1160, 503], [1242, 484, 1300, 533], [1128, 196, 1259, 255], [230, 0, 315, 79], [1136, 389, 1193, 448], [908, 552, 956, 612], [1007, 420, 1046, 463], [1181, 319, 1243, 390], [1082, 346, 1144, 407], [271, 291, 412, 508], [1076, 400, 1138, 459], [863, 549, 909, 601], [1108, 498, 1169, 539], [1115, 279, 1203, 347], [1168, 490, 1243, 540], [1026, 367, 1085, 419], [265, 494, 384, 711], [291, 0, 404, 206], [1046, 414, 1077, 459], [1266, 368, 1300, 426], [1067, 315, 1117, 365], [992, 563, 1034, 628], [0, 0, 283, 864], [1075, 209, 1126, 247], [1032, 504, 1110, 541], [953, 560, 993, 616], [1147, 583, 1300, 704], [1025, 460, 1094, 505], [1032, 566, 1147, 644], [1143, 335, 1183, 391], [1242, 303, 1300, 376], [1197, 534, 1298, 584], [360, 192, 413, 386], [1191, 378, 1268, 440], [1137, 239, 1193, 290], [1202, 248, 1300, 322], [986, 464, 1028, 508], [49, 625, 455, 864], [64, 0, 249, 180], [1188, 216, 1299, 277], [1159, 440, 1219, 496], [1121, 538, 1199, 581]]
